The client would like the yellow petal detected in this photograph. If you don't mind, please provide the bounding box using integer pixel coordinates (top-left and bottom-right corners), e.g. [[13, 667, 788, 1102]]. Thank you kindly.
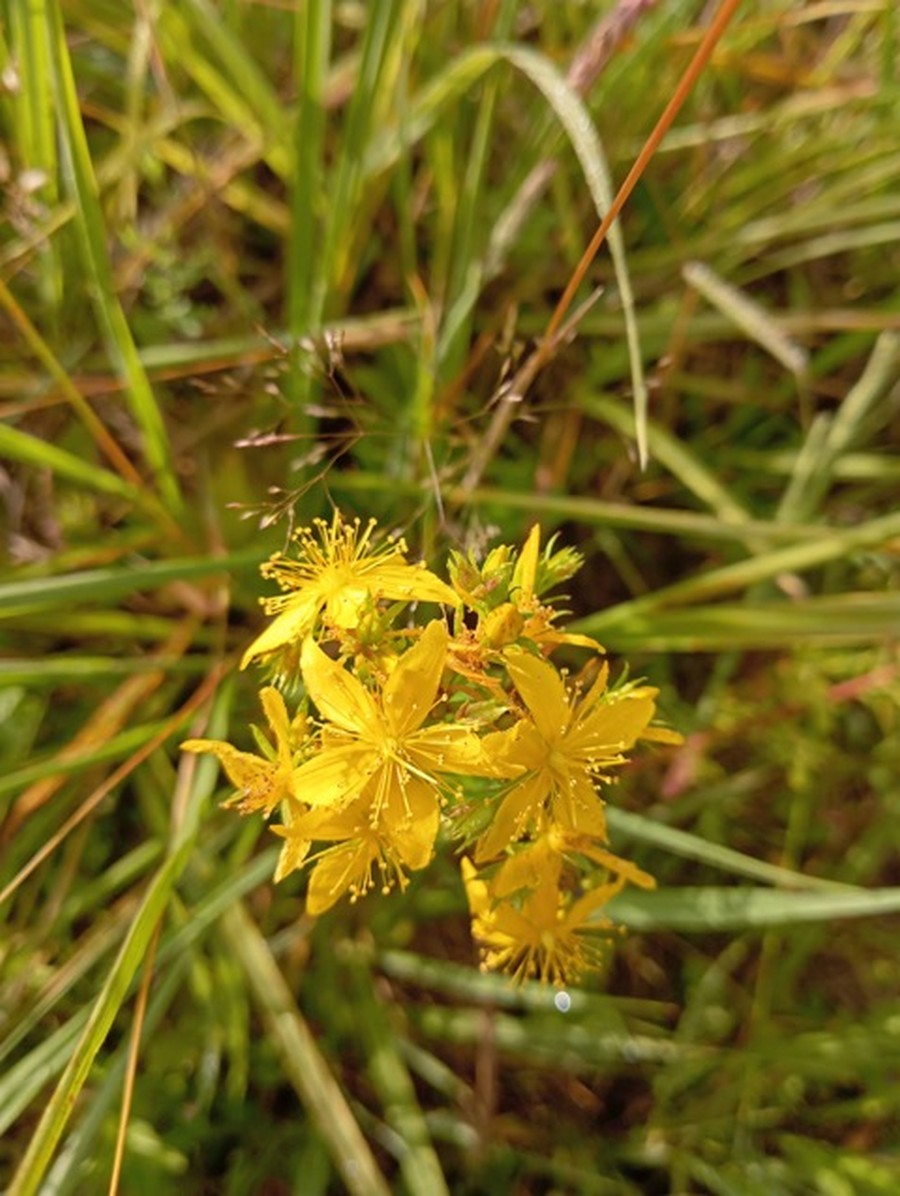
[[576, 659, 610, 711], [300, 636, 380, 737], [504, 648, 571, 743], [241, 593, 321, 668], [461, 857, 492, 920], [477, 603, 525, 649], [569, 693, 657, 757], [578, 844, 656, 890], [286, 796, 371, 841], [564, 878, 625, 930], [535, 628, 604, 652], [367, 562, 460, 608], [557, 791, 608, 840], [382, 620, 448, 736], [380, 776, 439, 870], [493, 839, 563, 898], [291, 744, 377, 807], [511, 523, 541, 602], [181, 739, 285, 813], [408, 724, 494, 776], [484, 721, 545, 773], [325, 583, 371, 629], [641, 725, 684, 744], [550, 768, 603, 833], [480, 721, 543, 774], [272, 826, 312, 882], [475, 773, 548, 862], [260, 686, 292, 757], [181, 737, 223, 755], [307, 841, 377, 915]]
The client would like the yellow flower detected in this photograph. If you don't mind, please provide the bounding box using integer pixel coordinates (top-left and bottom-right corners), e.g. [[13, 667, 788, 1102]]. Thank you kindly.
[[475, 648, 657, 861], [462, 857, 625, 986], [291, 619, 493, 816], [242, 512, 459, 669], [181, 687, 306, 816], [273, 781, 439, 913]]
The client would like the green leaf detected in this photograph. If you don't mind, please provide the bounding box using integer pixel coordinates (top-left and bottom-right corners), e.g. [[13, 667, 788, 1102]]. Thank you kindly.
[[45, 0, 182, 513], [607, 885, 900, 932]]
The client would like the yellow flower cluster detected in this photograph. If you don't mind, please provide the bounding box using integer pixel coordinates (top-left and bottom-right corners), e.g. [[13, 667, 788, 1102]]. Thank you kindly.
[[183, 512, 678, 985]]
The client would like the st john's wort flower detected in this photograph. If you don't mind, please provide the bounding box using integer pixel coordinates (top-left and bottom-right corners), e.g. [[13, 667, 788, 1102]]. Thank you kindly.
[[241, 511, 458, 670], [475, 647, 658, 861], [291, 620, 495, 817], [181, 687, 307, 816], [272, 780, 441, 914], [462, 857, 627, 987]]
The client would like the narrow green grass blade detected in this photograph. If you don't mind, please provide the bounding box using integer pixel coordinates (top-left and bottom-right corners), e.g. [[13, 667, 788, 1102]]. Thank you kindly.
[[607, 809, 851, 893], [778, 330, 900, 523], [332, 474, 856, 546], [0, 658, 208, 685], [343, 947, 450, 1195], [5, 680, 232, 1196], [608, 885, 900, 932], [220, 903, 393, 1196], [0, 848, 158, 1065], [0, 275, 156, 502], [132, 310, 418, 372], [592, 594, 900, 651], [316, 0, 403, 317], [497, 43, 647, 466], [775, 412, 833, 527], [0, 548, 262, 618], [0, 721, 168, 801], [577, 507, 900, 633], [683, 260, 809, 377], [8, 0, 62, 311], [287, 1, 330, 338], [11, 611, 181, 641], [0, 422, 144, 502], [177, 0, 289, 170], [368, 39, 648, 460], [0, 1012, 88, 1142], [824, 329, 900, 457], [6, 836, 194, 1196], [744, 220, 900, 277], [42, 961, 189, 1196], [44, 0, 182, 513], [583, 395, 752, 527], [437, 0, 517, 377], [155, 849, 279, 972], [364, 46, 495, 178]]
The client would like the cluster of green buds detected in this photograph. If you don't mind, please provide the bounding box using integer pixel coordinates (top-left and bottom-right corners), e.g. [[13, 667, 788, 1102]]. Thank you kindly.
[[183, 512, 678, 985]]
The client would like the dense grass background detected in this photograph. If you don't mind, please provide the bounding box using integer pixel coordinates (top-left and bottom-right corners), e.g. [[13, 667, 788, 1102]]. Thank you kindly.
[[2, 1, 900, 1192]]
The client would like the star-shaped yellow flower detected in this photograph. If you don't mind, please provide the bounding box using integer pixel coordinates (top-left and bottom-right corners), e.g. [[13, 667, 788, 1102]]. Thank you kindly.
[[273, 781, 440, 914], [475, 648, 657, 861], [462, 857, 625, 986], [181, 687, 306, 816], [242, 512, 458, 669], [292, 619, 493, 817]]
